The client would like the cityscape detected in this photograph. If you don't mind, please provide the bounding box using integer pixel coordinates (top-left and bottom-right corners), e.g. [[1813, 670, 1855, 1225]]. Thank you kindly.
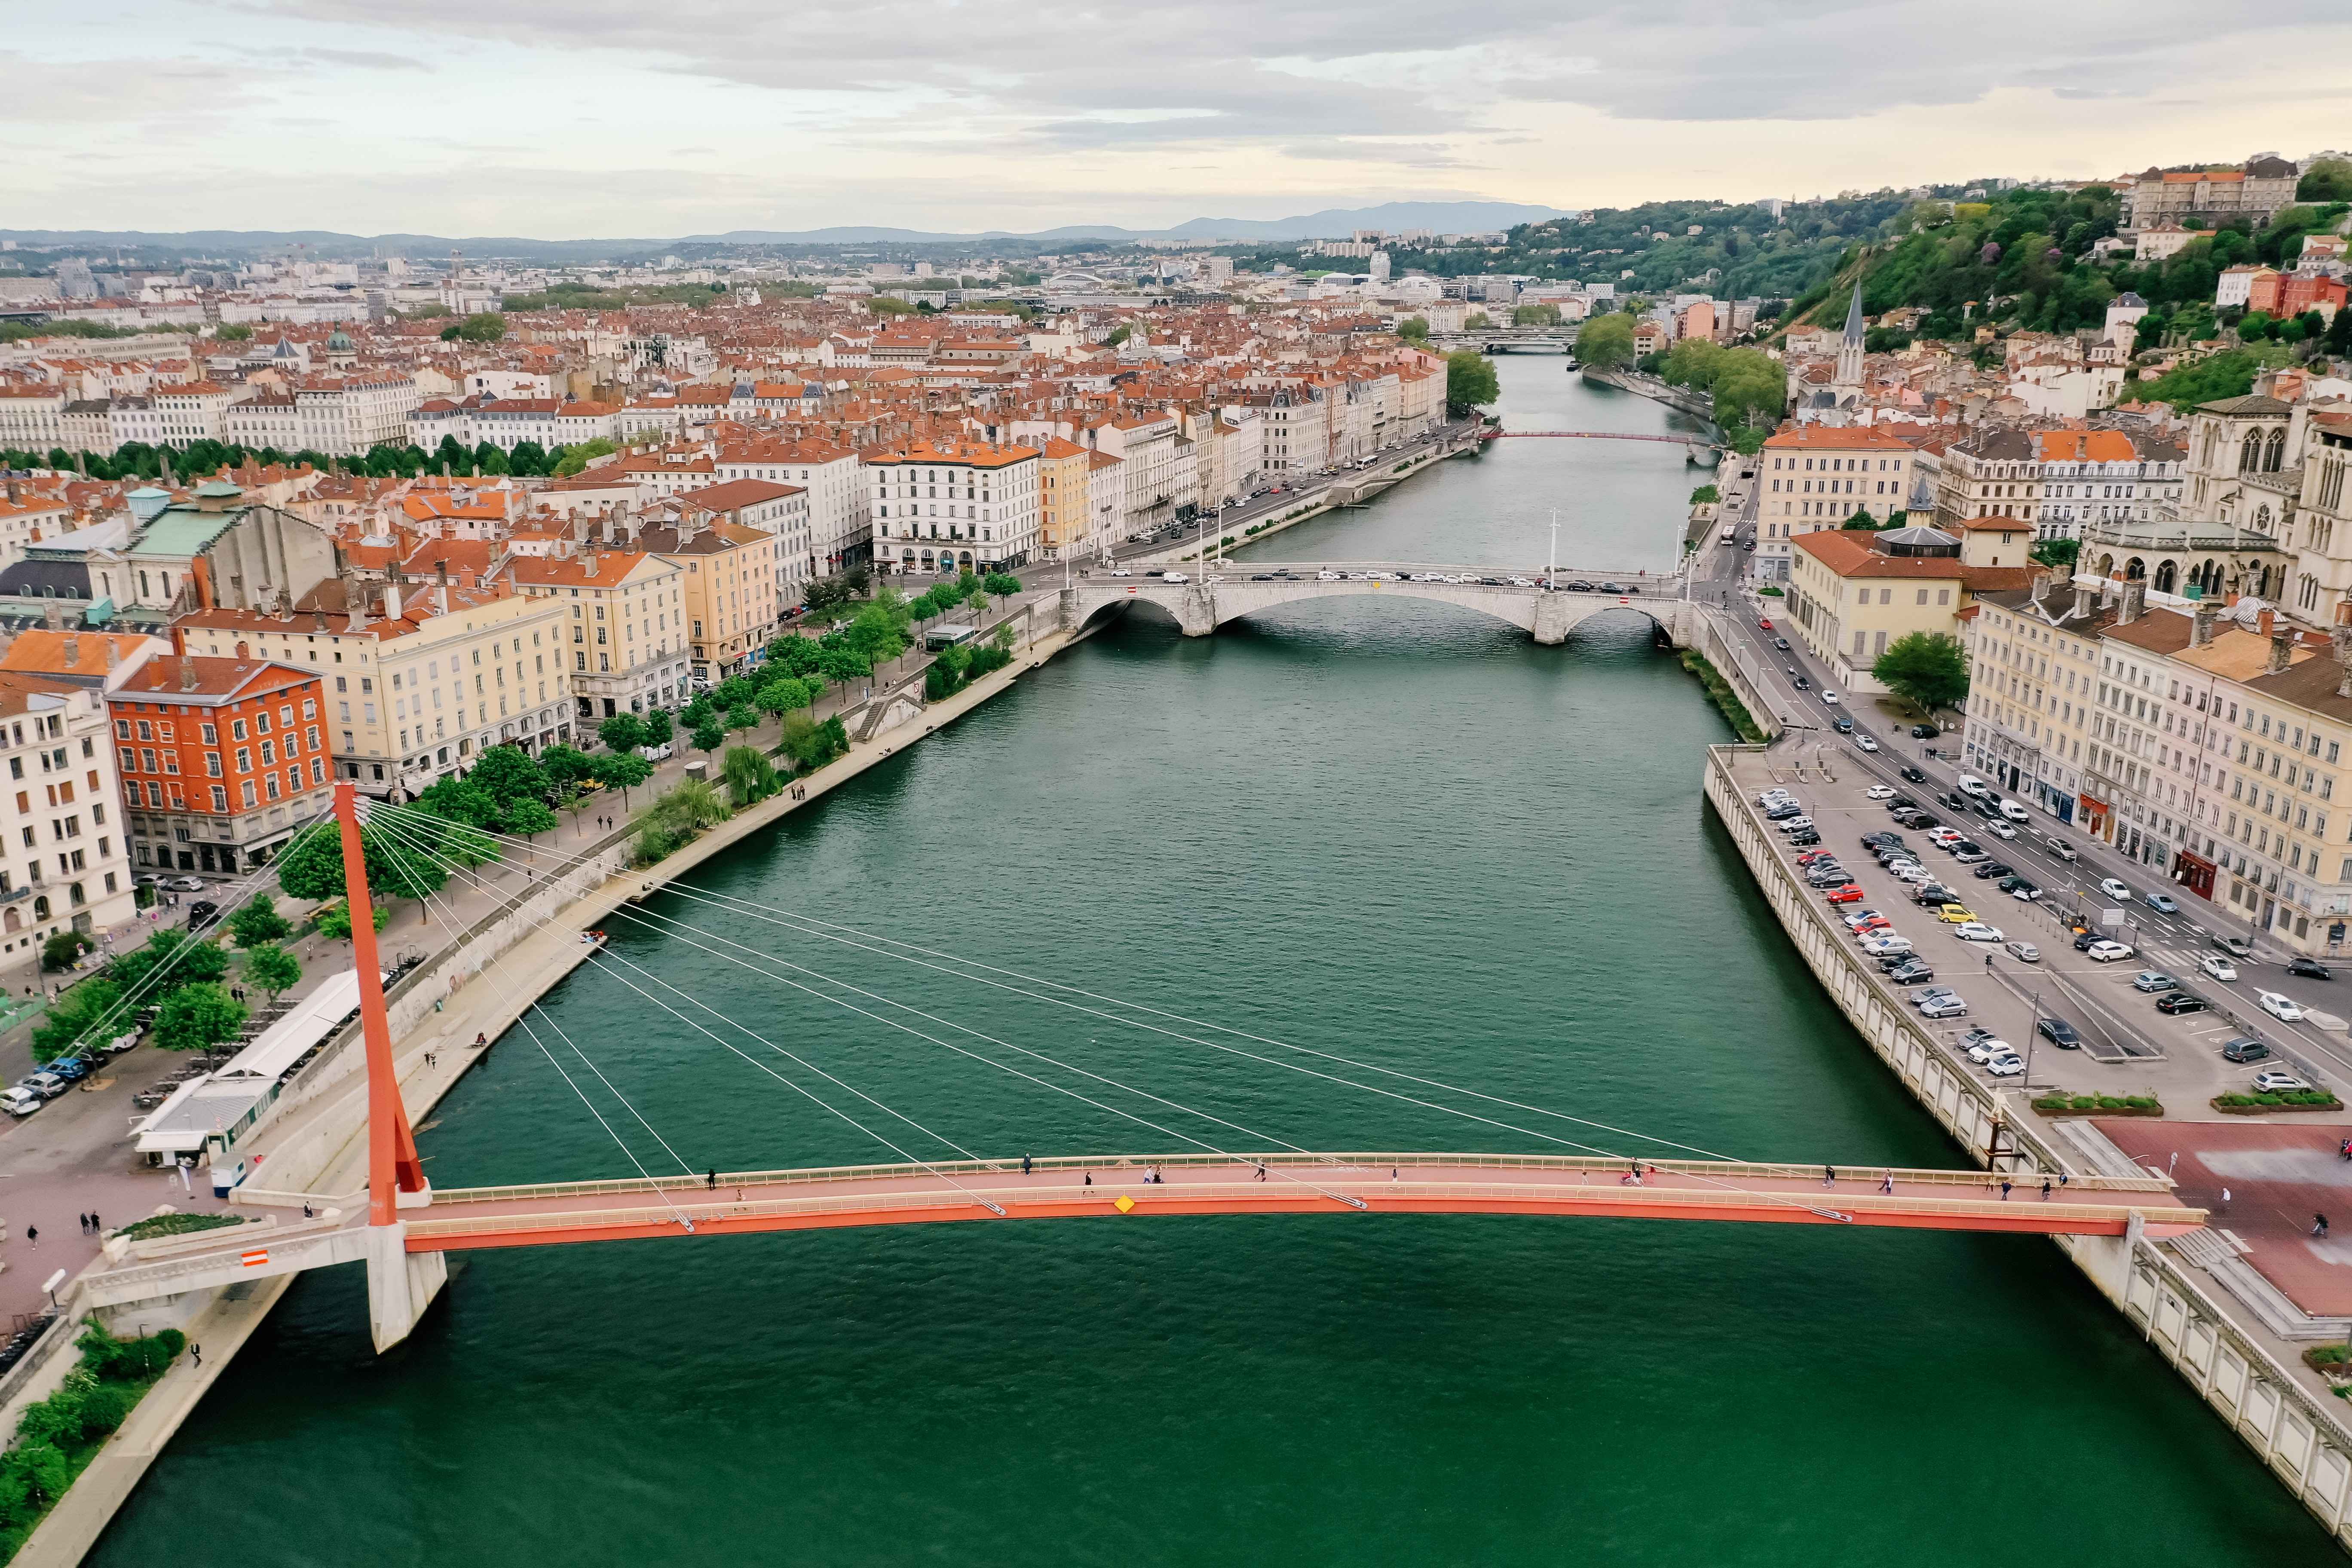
[[4, 3, 2352, 1563]]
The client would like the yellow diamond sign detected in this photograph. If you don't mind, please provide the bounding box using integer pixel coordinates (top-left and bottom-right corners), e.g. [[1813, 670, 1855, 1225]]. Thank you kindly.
[[1115, 1194, 1135, 1213]]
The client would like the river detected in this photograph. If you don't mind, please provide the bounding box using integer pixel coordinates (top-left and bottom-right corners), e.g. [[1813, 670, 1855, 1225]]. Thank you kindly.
[[91, 359, 2341, 1565]]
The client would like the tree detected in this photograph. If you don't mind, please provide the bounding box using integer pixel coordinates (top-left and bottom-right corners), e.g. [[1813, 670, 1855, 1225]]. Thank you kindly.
[[638, 707, 674, 749], [31, 978, 121, 1063], [41, 931, 91, 972], [1512, 303, 1561, 327], [765, 636, 823, 678], [316, 900, 389, 941], [466, 744, 548, 811], [106, 927, 230, 994], [242, 943, 301, 1004], [2031, 537, 2082, 569], [227, 893, 293, 949], [1576, 312, 1636, 371], [1841, 508, 1880, 530], [1872, 631, 1971, 714], [1396, 316, 1429, 342], [276, 819, 450, 907], [690, 718, 725, 757], [153, 982, 246, 1053], [505, 796, 559, 841], [721, 744, 782, 807], [981, 571, 1021, 596], [596, 749, 653, 809], [1464, 311, 1492, 330], [2299, 159, 2352, 204], [1104, 325, 1131, 348], [1443, 351, 1500, 416], [539, 744, 596, 791], [597, 712, 646, 754], [508, 440, 551, 477], [552, 437, 617, 477], [453, 312, 506, 344]]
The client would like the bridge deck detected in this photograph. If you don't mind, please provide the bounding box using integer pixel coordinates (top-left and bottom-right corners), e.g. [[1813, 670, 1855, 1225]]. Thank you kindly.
[[401, 1153, 2202, 1252]]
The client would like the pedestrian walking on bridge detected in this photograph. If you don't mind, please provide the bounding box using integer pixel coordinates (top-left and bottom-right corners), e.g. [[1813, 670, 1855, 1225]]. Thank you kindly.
[[2317, 1213, 2332, 1239]]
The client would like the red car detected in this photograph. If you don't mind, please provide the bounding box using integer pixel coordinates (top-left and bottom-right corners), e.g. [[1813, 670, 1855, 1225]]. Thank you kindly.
[[1759, 617, 1774, 631], [1796, 851, 1838, 865], [1849, 914, 1893, 934], [1825, 884, 1866, 904]]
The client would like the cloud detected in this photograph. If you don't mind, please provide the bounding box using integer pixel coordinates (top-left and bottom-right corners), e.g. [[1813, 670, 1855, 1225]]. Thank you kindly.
[[285, 46, 431, 70], [0, 52, 260, 122]]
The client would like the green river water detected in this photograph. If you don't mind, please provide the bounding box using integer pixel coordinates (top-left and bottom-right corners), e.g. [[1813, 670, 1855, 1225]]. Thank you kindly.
[[90, 360, 2343, 1565]]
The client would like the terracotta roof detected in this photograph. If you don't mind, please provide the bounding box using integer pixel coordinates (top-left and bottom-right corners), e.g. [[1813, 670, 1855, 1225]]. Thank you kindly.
[[1792, 531, 1965, 578], [1762, 425, 1917, 451], [109, 656, 319, 703]]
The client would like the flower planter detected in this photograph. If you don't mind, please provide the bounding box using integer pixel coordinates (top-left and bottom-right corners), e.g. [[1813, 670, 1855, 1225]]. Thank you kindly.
[[2210, 1096, 2346, 1115], [2031, 1099, 2164, 1118]]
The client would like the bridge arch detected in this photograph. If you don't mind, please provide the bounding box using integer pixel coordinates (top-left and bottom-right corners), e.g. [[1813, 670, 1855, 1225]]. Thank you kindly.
[[1060, 573, 1687, 648]]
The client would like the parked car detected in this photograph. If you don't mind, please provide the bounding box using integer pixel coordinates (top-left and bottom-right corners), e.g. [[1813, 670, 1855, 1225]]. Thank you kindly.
[[1825, 885, 1866, 905], [2086, 940, 2135, 963], [2222, 1037, 2272, 1063], [1920, 996, 1969, 1019], [2258, 991, 2305, 1022], [2156, 992, 2212, 1015], [14, 1073, 64, 1100], [42, 1055, 91, 1082], [1965, 1036, 2015, 1064], [1886, 960, 1935, 983], [2037, 1016, 2083, 1050], [2131, 971, 2179, 993], [1937, 903, 1977, 924], [2253, 1070, 2313, 1093], [1911, 724, 1940, 739], [2003, 941, 2040, 963], [1970, 861, 2015, 881], [2145, 893, 2180, 914], [164, 876, 204, 893], [1952, 922, 2004, 943], [1997, 876, 2042, 900], [1914, 885, 1963, 906], [2289, 957, 2334, 981], [1951, 846, 1991, 866], [1865, 785, 1896, 801], [1983, 1052, 2026, 1078], [638, 742, 676, 763], [0, 1087, 37, 1117]]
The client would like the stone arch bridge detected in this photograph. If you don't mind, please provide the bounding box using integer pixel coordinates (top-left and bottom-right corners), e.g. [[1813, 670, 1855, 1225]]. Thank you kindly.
[[1060, 564, 1698, 646]]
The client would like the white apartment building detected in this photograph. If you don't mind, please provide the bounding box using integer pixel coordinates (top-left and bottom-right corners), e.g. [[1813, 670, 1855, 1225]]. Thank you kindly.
[[0, 674, 138, 987], [1090, 412, 1195, 533], [867, 438, 1042, 572], [715, 436, 868, 576], [0, 386, 67, 453]]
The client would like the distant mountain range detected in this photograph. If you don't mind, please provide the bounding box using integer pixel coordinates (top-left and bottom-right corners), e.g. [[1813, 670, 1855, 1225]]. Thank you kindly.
[[0, 202, 1565, 260]]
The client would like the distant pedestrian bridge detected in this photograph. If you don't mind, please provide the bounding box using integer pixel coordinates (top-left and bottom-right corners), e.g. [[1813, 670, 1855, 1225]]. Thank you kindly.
[[1060, 563, 1698, 645]]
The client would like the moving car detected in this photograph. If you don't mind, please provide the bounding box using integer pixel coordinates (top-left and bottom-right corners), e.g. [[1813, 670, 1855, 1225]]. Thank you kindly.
[[2253, 1070, 2313, 1093], [1758, 617, 1774, 631], [1773, 637, 1792, 651], [1833, 717, 1855, 734], [1997, 799, 2031, 822], [2004, 940, 2040, 963], [1855, 735, 1880, 752], [2045, 839, 2079, 864], [1998, 876, 2042, 900], [2289, 956, 2334, 981], [2156, 992, 2211, 1015], [2131, 971, 2179, 993], [2146, 893, 2180, 914], [164, 876, 204, 893], [2221, 1037, 2271, 1063], [2258, 991, 2305, 1022], [1956, 775, 1989, 798], [1819, 690, 1841, 705], [1911, 724, 1940, 739], [2085, 940, 2135, 962], [1899, 766, 1927, 784], [1793, 676, 1812, 691], [1981, 819, 2017, 839], [2037, 1017, 2083, 1049], [2200, 955, 2239, 982], [2098, 878, 2134, 903], [2212, 934, 2254, 959]]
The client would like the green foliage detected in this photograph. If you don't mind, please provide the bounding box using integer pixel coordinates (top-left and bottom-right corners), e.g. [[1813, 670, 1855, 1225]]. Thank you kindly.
[[1463, 311, 1492, 330], [595, 750, 653, 807], [630, 778, 736, 865], [1395, 315, 1429, 341], [778, 712, 851, 772], [638, 708, 673, 749], [597, 713, 646, 754], [241, 943, 301, 1002], [552, 437, 617, 477], [116, 1213, 239, 1240], [1574, 312, 1636, 371], [2031, 537, 2082, 569], [276, 818, 452, 907], [1689, 485, 1720, 505], [441, 312, 506, 343], [765, 635, 824, 678], [1443, 351, 1500, 415], [1678, 650, 1764, 742], [2126, 347, 2286, 411], [41, 931, 92, 972], [31, 978, 122, 1063], [538, 744, 596, 790], [720, 744, 783, 808], [152, 981, 246, 1052], [691, 719, 726, 755], [2299, 160, 2352, 204], [1872, 631, 1970, 714], [1511, 303, 1561, 327], [227, 893, 293, 949], [315, 900, 389, 941], [214, 322, 254, 342], [1104, 325, 1131, 347], [107, 928, 230, 995], [981, 571, 1021, 596]]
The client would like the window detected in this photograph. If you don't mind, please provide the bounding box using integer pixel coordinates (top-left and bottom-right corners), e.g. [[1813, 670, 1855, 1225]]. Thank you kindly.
[[210, 786, 227, 812]]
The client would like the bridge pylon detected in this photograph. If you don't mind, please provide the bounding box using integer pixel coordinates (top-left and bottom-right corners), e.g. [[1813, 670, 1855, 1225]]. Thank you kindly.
[[335, 782, 446, 1351]]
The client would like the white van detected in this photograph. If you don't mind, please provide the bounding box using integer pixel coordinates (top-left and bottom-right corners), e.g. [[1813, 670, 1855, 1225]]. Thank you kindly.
[[1161, 571, 1189, 584], [1957, 774, 1990, 798], [1997, 798, 2031, 822]]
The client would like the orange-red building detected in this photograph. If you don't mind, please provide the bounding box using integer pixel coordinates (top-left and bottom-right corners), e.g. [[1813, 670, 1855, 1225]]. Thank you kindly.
[[107, 655, 333, 875]]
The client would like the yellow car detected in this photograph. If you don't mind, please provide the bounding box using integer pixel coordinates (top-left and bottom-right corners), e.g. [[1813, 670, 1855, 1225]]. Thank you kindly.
[[1939, 904, 1976, 924]]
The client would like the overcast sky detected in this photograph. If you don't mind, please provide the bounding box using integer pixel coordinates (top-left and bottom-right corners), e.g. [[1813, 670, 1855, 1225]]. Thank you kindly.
[[14, 0, 2352, 237]]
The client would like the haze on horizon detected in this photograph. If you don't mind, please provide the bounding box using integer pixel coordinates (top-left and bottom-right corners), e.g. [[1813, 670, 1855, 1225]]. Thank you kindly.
[[12, 0, 2352, 240]]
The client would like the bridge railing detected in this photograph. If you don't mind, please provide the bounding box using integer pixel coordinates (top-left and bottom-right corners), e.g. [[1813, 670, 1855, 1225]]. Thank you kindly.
[[426, 1151, 2174, 1208], [406, 1178, 2192, 1244]]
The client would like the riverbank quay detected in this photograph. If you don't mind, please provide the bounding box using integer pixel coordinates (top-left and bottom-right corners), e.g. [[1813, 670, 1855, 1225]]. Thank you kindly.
[[1584, 366, 1717, 425], [1707, 739, 2352, 1550]]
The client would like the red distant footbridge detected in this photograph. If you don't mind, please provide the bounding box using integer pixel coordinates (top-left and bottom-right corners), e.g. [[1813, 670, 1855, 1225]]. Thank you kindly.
[[1480, 429, 1708, 444]]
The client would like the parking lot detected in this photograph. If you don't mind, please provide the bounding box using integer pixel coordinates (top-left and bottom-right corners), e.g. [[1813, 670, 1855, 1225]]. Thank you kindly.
[[1729, 746, 2352, 1118]]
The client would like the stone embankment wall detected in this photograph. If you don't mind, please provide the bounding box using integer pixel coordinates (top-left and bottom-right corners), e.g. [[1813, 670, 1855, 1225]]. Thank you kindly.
[[1705, 741, 2352, 1553]]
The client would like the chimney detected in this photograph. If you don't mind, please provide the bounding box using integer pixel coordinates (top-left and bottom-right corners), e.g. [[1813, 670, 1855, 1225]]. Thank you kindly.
[[2335, 628, 2352, 700], [169, 625, 186, 657], [179, 658, 197, 693], [383, 580, 403, 622], [235, 640, 250, 661], [2269, 624, 2295, 675], [2258, 607, 2275, 639], [583, 548, 600, 578], [61, 635, 78, 668], [346, 574, 371, 631], [2118, 579, 2146, 625], [2071, 580, 2093, 619], [102, 640, 116, 672], [2190, 600, 2220, 648], [3, 478, 17, 504]]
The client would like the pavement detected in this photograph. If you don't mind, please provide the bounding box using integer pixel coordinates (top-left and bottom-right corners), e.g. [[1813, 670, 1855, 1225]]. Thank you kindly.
[[2097, 1118, 2352, 1317]]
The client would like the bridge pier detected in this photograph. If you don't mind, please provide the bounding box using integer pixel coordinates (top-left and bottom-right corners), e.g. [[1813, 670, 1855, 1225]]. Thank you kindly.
[[1531, 593, 1574, 646], [365, 1222, 446, 1353]]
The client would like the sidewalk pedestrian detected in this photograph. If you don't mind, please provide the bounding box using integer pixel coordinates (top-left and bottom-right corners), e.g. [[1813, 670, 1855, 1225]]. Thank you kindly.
[[190, 1342, 200, 1368], [1999, 1179, 2013, 1201], [2040, 1178, 2052, 1201], [1021, 1153, 1032, 1175], [24, 1225, 34, 1247], [1880, 1170, 1895, 1194], [2317, 1213, 2332, 1238], [2219, 1187, 2232, 1213], [1822, 1164, 1835, 1187]]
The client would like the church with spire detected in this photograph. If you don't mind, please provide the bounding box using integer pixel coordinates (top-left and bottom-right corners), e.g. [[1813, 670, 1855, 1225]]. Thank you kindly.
[[1834, 287, 1865, 389]]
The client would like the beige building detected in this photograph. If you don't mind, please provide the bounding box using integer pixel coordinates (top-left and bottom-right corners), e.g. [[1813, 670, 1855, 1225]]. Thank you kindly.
[[178, 570, 571, 798], [640, 518, 782, 681], [1787, 524, 2031, 692], [1957, 577, 2117, 828], [1754, 424, 1918, 582], [1031, 436, 1094, 561], [0, 673, 138, 986], [507, 549, 691, 722]]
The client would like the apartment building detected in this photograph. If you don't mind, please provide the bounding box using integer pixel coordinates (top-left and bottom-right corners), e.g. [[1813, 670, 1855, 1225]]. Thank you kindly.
[[714, 436, 867, 576], [867, 438, 1042, 573], [1785, 526, 1966, 690], [507, 548, 691, 720], [671, 478, 812, 594], [2122, 157, 2300, 232], [0, 674, 138, 985], [0, 386, 67, 453], [638, 518, 781, 681], [1091, 412, 1194, 535], [1031, 436, 1095, 560], [1753, 425, 1918, 582], [178, 570, 572, 797], [107, 655, 331, 875], [1936, 426, 2184, 541], [1957, 578, 2116, 826]]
